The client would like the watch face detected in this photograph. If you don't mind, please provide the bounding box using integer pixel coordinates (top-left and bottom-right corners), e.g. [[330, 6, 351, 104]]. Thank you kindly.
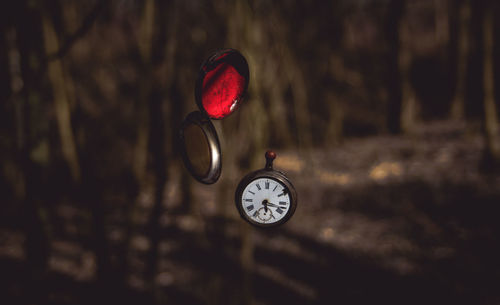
[[240, 177, 292, 225]]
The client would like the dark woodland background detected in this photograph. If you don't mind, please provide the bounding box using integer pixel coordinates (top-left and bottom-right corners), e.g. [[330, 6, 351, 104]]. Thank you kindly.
[[2, 0, 500, 304]]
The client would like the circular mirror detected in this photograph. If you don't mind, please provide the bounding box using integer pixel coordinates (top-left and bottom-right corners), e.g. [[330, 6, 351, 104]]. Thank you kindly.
[[179, 111, 222, 184], [195, 49, 249, 119]]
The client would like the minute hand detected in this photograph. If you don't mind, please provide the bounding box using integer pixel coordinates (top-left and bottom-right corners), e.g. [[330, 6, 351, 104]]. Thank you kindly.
[[266, 202, 281, 208]]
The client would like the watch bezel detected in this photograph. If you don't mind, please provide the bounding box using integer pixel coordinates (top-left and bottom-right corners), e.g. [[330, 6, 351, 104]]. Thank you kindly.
[[179, 111, 222, 184]]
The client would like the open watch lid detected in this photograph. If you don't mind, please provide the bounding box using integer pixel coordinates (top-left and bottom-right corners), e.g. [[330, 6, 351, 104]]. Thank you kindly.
[[179, 49, 249, 184], [195, 49, 249, 119]]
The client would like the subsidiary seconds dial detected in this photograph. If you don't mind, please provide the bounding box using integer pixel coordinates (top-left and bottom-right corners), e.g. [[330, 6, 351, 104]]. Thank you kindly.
[[235, 151, 297, 227]]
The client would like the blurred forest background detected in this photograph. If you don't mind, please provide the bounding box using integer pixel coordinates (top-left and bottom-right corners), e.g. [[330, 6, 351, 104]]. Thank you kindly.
[[2, 0, 500, 304]]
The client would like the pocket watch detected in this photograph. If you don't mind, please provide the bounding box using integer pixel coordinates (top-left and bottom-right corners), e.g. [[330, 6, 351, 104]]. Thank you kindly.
[[179, 49, 249, 184], [235, 151, 297, 227]]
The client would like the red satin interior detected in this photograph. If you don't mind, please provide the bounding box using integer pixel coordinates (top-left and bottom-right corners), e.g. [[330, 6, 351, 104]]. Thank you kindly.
[[202, 62, 245, 119]]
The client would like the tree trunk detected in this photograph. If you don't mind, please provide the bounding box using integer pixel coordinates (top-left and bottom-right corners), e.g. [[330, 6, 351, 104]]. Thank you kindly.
[[143, 1, 171, 298], [451, 0, 470, 120], [13, 4, 50, 302], [133, 0, 155, 183], [482, 4, 500, 164], [325, 91, 343, 148], [42, 11, 81, 182], [399, 2, 417, 134], [386, 0, 404, 134]]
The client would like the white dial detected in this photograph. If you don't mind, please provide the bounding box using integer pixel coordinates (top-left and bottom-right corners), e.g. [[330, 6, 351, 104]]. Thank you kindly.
[[241, 177, 291, 224]]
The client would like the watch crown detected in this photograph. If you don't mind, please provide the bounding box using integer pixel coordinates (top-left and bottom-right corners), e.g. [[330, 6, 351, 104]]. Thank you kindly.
[[265, 150, 276, 170]]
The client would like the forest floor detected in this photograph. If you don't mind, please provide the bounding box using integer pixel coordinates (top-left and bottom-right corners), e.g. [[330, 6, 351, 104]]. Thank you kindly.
[[1, 120, 500, 305]]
